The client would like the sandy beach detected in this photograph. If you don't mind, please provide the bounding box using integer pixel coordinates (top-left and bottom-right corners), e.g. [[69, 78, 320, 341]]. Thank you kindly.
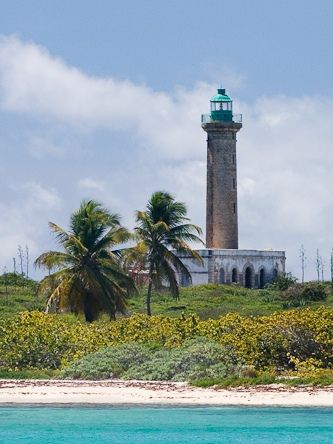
[[0, 379, 332, 407]]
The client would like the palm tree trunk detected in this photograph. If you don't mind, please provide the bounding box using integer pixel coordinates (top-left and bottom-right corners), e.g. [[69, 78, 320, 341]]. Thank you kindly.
[[146, 279, 153, 316], [84, 297, 94, 323]]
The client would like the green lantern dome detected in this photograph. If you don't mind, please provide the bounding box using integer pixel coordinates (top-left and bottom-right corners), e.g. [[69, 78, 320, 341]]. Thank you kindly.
[[210, 88, 232, 103], [201, 87, 242, 125], [210, 88, 233, 122]]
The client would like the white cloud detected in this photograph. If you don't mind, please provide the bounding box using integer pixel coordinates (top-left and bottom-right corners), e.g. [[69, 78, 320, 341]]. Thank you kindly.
[[28, 135, 66, 159], [0, 36, 210, 160], [0, 36, 332, 280], [23, 182, 62, 209], [78, 177, 105, 192], [0, 183, 62, 268]]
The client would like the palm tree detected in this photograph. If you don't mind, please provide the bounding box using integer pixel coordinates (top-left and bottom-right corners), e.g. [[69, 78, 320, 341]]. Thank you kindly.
[[122, 240, 149, 288], [135, 191, 203, 315], [35, 200, 136, 322]]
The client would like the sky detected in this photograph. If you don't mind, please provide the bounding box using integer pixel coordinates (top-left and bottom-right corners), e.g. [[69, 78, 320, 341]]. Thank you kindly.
[[0, 0, 332, 280]]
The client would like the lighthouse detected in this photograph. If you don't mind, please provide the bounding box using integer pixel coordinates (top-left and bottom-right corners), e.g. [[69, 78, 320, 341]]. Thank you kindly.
[[201, 88, 242, 249], [177, 87, 286, 288]]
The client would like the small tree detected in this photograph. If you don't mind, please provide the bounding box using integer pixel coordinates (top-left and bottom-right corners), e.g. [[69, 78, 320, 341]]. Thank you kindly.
[[268, 272, 297, 291], [316, 249, 321, 282], [25, 245, 29, 279], [320, 257, 324, 282], [35, 200, 136, 322], [17, 245, 24, 277], [299, 244, 306, 283], [135, 191, 203, 316]]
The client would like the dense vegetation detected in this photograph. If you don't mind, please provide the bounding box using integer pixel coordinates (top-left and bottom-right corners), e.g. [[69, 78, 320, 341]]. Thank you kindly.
[[0, 198, 332, 386], [0, 274, 43, 317], [61, 339, 243, 381], [0, 305, 332, 385]]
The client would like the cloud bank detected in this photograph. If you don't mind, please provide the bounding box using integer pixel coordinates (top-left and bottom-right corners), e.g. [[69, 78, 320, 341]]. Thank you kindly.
[[0, 36, 332, 280]]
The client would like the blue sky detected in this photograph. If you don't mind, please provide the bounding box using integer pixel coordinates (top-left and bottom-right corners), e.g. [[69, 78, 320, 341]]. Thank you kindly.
[[0, 0, 332, 279], [2, 0, 333, 97]]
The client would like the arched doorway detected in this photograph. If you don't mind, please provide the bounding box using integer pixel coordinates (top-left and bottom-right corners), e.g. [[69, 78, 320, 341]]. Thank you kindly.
[[259, 268, 266, 289], [219, 268, 225, 284], [231, 268, 238, 283], [245, 267, 253, 289], [272, 268, 278, 281]]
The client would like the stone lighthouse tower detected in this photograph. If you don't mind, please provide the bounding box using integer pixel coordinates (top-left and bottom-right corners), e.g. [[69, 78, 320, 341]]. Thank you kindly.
[[202, 88, 242, 249], [177, 87, 286, 288]]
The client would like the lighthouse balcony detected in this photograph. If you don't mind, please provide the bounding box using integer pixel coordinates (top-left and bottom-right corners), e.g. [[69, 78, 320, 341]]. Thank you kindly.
[[201, 113, 242, 124]]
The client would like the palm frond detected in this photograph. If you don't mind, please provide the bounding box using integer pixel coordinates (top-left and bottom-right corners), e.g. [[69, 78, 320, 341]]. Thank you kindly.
[[45, 278, 72, 313], [91, 226, 132, 254], [169, 240, 204, 266], [36, 199, 136, 321], [37, 268, 73, 296], [48, 222, 71, 245], [168, 223, 203, 237], [34, 251, 75, 269]]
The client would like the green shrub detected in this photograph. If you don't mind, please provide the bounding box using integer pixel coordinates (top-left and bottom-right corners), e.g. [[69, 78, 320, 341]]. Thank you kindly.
[[0, 311, 117, 370], [281, 282, 328, 307], [61, 338, 243, 382], [61, 343, 151, 379], [272, 325, 325, 370], [267, 273, 297, 291], [301, 282, 329, 301], [1, 308, 332, 376], [0, 273, 37, 289], [124, 338, 243, 381]]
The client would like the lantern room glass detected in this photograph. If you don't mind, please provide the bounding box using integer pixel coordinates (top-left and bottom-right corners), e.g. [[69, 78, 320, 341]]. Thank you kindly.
[[210, 101, 232, 112]]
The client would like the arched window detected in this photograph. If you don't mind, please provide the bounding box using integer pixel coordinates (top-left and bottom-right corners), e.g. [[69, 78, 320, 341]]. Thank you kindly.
[[259, 268, 266, 289], [219, 268, 225, 284], [231, 268, 238, 283], [272, 268, 278, 281], [245, 267, 253, 289]]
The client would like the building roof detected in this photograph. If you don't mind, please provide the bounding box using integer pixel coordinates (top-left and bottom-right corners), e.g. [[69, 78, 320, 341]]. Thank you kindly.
[[210, 88, 232, 102]]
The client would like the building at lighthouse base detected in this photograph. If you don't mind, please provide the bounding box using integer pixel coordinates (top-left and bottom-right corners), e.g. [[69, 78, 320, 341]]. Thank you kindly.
[[178, 249, 286, 289]]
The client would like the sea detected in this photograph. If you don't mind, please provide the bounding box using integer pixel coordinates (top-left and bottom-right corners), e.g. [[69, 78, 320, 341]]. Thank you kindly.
[[0, 406, 332, 443]]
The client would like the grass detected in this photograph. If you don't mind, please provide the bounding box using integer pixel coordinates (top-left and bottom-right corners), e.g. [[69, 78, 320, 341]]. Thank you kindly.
[[128, 283, 333, 318], [0, 285, 45, 318], [1, 280, 333, 320], [128, 284, 282, 318]]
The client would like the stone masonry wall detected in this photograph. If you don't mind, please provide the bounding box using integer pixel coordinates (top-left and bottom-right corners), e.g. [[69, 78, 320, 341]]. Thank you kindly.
[[203, 121, 242, 249], [177, 249, 286, 289]]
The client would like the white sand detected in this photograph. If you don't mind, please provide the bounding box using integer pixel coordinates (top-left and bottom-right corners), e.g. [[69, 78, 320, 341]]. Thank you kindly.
[[0, 380, 333, 406]]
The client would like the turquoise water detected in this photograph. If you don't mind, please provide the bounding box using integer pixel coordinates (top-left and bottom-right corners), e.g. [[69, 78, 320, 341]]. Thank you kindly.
[[0, 406, 332, 443]]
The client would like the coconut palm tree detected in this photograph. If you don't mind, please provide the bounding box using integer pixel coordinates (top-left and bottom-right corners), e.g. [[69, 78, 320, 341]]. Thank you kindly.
[[135, 191, 203, 315], [35, 200, 136, 322]]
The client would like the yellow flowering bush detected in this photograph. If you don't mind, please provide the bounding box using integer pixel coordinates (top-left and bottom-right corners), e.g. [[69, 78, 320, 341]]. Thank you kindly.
[[0, 308, 332, 373]]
